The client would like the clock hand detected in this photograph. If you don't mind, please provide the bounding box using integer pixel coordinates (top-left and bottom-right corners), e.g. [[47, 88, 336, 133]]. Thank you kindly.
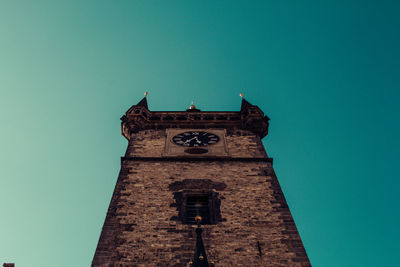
[[184, 137, 196, 144]]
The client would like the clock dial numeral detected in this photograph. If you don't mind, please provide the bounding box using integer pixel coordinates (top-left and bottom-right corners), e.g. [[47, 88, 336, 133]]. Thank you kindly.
[[172, 131, 220, 147]]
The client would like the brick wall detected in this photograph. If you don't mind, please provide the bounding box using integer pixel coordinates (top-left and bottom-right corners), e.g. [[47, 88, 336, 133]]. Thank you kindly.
[[92, 130, 310, 266], [125, 129, 267, 158]]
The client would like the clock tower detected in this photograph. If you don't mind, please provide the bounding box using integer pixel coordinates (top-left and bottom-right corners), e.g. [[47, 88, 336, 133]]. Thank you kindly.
[[92, 96, 310, 266]]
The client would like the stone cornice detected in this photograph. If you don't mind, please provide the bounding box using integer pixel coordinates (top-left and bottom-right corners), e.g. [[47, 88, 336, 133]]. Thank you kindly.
[[121, 156, 273, 163], [121, 97, 269, 140]]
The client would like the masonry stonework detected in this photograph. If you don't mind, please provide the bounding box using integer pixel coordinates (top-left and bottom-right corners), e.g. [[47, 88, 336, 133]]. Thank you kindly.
[[92, 97, 310, 266]]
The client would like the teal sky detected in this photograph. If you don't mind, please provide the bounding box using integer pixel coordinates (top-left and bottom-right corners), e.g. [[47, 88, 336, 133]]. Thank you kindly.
[[1, 1, 399, 266]]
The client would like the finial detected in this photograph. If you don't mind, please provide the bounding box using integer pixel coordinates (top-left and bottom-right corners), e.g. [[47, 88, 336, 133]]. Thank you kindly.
[[189, 100, 196, 110], [195, 216, 202, 223], [239, 93, 244, 98], [144, 91, 149, 97]]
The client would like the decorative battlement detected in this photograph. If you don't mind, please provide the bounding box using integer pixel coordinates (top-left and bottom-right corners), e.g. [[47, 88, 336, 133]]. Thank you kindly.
[[121, 97, 269, 140]]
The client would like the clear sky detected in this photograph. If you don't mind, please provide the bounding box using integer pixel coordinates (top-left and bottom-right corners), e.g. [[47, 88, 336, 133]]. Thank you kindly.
[[0, 1, 399, 266]]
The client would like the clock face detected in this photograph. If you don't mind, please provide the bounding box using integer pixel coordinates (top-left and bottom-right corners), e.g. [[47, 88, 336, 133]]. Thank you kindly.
[[172, 131, 220, 147]]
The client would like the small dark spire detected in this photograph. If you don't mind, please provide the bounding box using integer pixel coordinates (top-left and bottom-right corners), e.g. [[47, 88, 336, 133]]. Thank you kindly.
[[136, 96, 148, 109], [191, 216, 209, 267], [240, 97, 253, 111]]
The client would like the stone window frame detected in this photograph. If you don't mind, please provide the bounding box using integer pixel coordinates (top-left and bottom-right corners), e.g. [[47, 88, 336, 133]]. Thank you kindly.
[[176, 189, 222, 225]]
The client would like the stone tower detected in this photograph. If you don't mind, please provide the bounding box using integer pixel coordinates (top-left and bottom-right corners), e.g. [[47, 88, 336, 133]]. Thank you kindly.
[[92, 96, 310, 266]]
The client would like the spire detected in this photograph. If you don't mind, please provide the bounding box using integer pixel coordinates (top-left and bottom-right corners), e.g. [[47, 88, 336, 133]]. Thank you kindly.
[[136, 92, 149, 109], [240, 97, 253, 111], [190, 216, 209, 267]]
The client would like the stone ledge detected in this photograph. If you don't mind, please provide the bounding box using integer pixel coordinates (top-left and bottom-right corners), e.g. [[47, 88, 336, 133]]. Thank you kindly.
[[121, 156, 273, 163]]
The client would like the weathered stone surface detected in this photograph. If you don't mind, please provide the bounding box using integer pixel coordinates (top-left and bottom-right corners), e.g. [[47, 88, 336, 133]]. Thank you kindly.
[[93, 98, 310, 266], [92, 129, 310, 266], [125, 129, 266, 159]]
